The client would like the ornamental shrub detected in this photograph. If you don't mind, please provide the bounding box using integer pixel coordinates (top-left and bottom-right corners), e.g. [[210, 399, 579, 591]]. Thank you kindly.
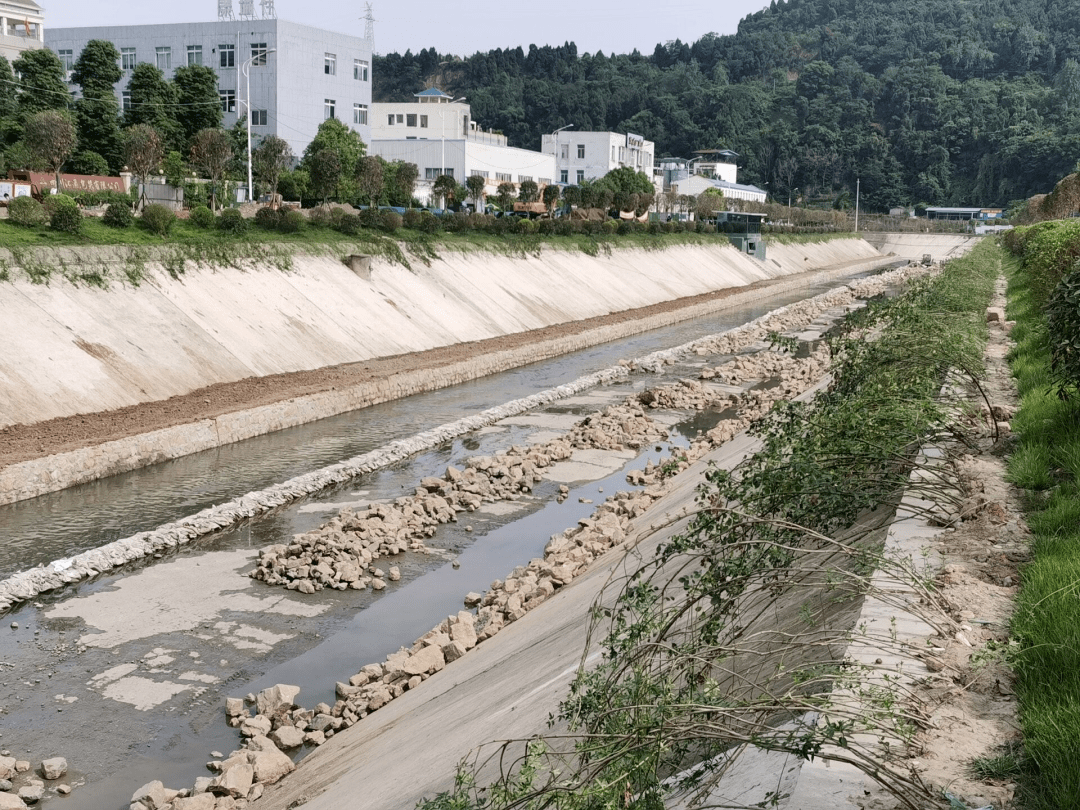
[[358, 206, 381, 229], [217, 207, 247, 235], [103, 202, 134, 228], [382, 212, 402, 233], [402, 208, 422, 229], [334, 212, 361, 235], [514, 217, 537, 234], [601, 220, 619, 235], [307, 206, 332, 228], [418, 211, 441, 234], [48, 194, 82, 234], [279, 209, 304, 233], [254, 206, 282, 230], [189, 206, 215, 229], [140, 203, 176, 237], [1047, 266, 1080, 399], [8, 196, 45, 226]]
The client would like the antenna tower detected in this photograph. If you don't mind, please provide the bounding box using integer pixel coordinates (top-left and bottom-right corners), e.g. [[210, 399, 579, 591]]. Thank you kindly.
[[260, 0, 276, 18], [364, 3, 376, 48], [217, 0, 235, 20]]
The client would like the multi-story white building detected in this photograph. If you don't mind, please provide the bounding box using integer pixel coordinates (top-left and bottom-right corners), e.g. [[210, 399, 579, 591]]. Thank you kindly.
[[370, 89, 555, 204], [540, 130, 657, 188], [660, 150, 766, 203], [0, 0, 44, 63], [45, 19, 372, 158]]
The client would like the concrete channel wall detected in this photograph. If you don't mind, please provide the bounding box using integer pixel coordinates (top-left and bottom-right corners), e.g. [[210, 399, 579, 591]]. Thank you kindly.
[[863, 232, 981, 262], [0, 238, 882, 430]]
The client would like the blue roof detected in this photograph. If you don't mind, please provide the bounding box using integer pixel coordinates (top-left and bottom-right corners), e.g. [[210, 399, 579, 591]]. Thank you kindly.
[[414, 88, 452, 98]]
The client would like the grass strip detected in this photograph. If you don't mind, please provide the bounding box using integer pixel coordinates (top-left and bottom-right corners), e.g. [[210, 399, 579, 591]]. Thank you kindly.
[[1004, 249, 1080, 810]]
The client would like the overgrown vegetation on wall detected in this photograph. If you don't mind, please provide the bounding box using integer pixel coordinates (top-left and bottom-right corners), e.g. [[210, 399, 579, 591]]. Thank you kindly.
[[418, 242, 997, 810]]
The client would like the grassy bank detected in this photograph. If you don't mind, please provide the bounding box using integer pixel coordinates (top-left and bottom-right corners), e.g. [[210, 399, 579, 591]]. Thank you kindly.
[[1004, 248, 1080, 809]]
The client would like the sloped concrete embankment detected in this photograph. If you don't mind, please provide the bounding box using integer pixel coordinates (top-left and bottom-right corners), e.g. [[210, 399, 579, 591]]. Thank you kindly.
[[863, 232, 981, 263], [0, 240, 893, 505]]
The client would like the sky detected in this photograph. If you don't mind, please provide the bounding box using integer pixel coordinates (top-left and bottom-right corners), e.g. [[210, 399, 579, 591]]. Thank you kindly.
[[41, 0, 772, 57]]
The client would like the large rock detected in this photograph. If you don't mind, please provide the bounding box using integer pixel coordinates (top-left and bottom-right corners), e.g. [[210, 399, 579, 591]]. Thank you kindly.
[[130, 780, 176, 810], [270, 726, 305, 749], [247, 746, 295, 785], [210, 763, 253, 798], [16, 786, 41, 805], [449, 612, 477, 649], [172, 794, 217, 810], [0, 794, 26, 809], [442, 640, 467, 663], [239, 715, 272, 737], [0, 759, 13, 780], [39, 758, 67, 780], [224, 697, 246, 718], [255, 684, 300, 717], [403, 645, 445, 676]]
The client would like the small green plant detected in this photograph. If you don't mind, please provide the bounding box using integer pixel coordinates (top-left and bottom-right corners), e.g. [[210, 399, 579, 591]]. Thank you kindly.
[[382, 211, 402, 233], [102, 202, 134, 228], [216, 207, 247, 235], [1046, 267, 1080, 399], [402, 208, 422, 230], [969, 740, 1025, 780], [189, 205, 215, 229], [278, 209, 304, 233], [140, 203, 176, 237], [307, 206, 332, 228], [8, 196, 45, 227], [334, 212, 361, 236], [47, 194, 82, 234], [254, 206, 282, 231]]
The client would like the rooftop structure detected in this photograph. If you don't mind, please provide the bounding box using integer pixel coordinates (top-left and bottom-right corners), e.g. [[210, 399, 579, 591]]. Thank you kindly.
[[670, 173, 767, 204], [0, 0, 45, 62], [46, 19, 372, 158]]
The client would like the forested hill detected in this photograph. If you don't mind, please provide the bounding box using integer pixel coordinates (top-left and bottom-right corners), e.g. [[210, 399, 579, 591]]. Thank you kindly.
[[374, 0, 1080, 210]]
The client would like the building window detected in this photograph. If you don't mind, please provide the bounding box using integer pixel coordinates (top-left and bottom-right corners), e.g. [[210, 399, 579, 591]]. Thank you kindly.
[[396, 114, 403, 123], [519, 175, 533, 183], [560, 169, 568, 183], [425, 167, 454, 180], [57, 49, 73, 71], [559, 144, 569, 160], [495, 172, 512, 182], [353, 103, 367, 125], [406, 113, 417, 127], [353, 59, 368, 81], [577, 144, 585, 159], [420, 115, 428, 128], [324, 53, 336, 75], [122, 91, 132, 112], [219, 89, 236, 113], [324, 99, 336, 120], [219, 44, 235, 68], [470, 170, 488, 178], [576, 169, 585, 184], [251, 109, 267, 126], [539, 177, 551, 186], [387, 114, 395, 126], [187, 45, 202, 65], [250, 43, 267, 66], [155, 46, 171, 70], [121, 47, 137, 70]]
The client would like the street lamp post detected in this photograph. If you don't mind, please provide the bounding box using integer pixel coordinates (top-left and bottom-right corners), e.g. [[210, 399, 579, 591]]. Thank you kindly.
[[241, 47, 276, 203], [552, 124, 573, 183]]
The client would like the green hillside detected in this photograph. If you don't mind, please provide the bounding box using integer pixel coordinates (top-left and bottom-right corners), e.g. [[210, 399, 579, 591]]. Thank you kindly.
[[374, 0, 1080, 209]]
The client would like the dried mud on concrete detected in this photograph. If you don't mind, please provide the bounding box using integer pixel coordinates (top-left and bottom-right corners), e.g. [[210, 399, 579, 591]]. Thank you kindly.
[[0, 280, 782, 470]]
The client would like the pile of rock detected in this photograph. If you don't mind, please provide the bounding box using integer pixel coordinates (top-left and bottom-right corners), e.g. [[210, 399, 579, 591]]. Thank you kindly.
[[0, 754, 71, 808], [252, 404, 669, 594], [637, 378, 732, 412]]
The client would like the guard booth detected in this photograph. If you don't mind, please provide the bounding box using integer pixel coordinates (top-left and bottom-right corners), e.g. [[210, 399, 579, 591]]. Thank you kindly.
[[714, 211, 767, 261]]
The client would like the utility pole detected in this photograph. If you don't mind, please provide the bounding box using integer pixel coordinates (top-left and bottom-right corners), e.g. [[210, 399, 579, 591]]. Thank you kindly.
[[855, 177, 860, 232], [242, 47, 276, 202]]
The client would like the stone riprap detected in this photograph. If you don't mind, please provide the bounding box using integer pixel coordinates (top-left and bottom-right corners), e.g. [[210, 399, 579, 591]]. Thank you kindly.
[[0, 265, 928, 617]]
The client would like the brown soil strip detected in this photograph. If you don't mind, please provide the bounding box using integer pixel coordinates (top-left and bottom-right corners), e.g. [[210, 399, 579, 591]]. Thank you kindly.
[[0, 278, 789, 471]]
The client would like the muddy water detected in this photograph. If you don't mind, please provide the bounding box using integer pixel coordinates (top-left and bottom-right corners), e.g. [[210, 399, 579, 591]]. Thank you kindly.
[[0, 270, 872, 809], [0, 272, 867, 578]]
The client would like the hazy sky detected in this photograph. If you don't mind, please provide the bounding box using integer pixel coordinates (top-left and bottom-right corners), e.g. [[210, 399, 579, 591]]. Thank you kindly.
[[42, 0, 772, 57]]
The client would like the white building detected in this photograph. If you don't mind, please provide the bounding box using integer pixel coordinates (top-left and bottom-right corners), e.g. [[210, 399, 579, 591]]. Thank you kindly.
[[46, 18, 372, 158], [540, 130, 657, 188], [670, 173, 767, 203], [370, 89, 554, 204], [0, 0, 44, 63]]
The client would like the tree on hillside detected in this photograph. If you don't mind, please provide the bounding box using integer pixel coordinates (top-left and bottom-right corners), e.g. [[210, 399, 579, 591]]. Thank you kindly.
[[125, 64, 182, 151], [252, 134, 293, 202], [356, 155, 384, 206], [466, 173, 486, 210], [172, 65, 222, 148], [308, 147, 342, 205], [542, 183, 560, 213], [71, 40, 123, 172], [301, 118, 365, 202], [13, 49, 69, 117], [123, 123, 164, 208], [189, 127, 234, 211], [23, 110, 77, 192]]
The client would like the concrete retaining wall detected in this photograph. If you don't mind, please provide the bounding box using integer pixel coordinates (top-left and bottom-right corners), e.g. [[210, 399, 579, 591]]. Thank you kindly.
[[0, 252, 898, 506], [0, 238, 883, 430], [863, 232, 980, 262]]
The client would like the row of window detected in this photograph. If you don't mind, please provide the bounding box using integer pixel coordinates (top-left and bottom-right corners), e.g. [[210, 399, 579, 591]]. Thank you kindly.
[[208, 90, 369, 126], [386, 113, 429, 128], [558, 144, 587, 160], [560, 170, 586, 184], [57, 43, 369, 78]]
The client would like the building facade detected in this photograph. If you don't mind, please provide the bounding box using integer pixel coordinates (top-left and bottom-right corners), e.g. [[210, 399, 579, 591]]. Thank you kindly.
[[670, 173, 767, 203], [0, 0, 44, 63], [370, 90, 555, 204], [46, 19, 372, 158], [540, 130, 657, 188]]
